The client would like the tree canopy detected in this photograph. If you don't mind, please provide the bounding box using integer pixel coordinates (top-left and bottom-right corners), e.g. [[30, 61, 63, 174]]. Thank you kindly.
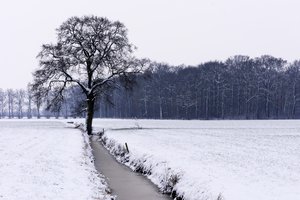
[[32, 16, 147, 134]]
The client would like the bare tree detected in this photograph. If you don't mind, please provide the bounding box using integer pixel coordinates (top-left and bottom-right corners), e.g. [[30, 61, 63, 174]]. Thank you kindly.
[[285, 61, 300, 118], [16, 89, 25, 119], [32, 16, 146, 134], [31, 85, 44, 119], [26, 84, 33, 119], [6, 89, 15, 118], [0, 89, 5, 118]]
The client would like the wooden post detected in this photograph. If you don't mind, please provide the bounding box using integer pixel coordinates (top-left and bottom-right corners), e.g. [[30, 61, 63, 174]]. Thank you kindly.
[[125, 143, 129, 153]]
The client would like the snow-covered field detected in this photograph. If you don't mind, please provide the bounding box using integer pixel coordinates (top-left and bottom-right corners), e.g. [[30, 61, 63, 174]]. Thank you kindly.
[[90, 119, 300, 200], [0, 120, 112, 200]]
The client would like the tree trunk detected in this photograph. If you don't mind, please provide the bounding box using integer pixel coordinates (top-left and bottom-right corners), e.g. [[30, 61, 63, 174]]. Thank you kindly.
[[256, 83, 260, 119], [292, 81, 297, 118], [27, 95, 32, 119], [237, 87, 240, 116], [221, 89, 225, 119], [159, 95, 163, 119], [205, 89, 209, 120], [231, 85, 234, 117], [195, 92, 198, 119], [86, 95, 95, 135], [37, 104, 40, 119]]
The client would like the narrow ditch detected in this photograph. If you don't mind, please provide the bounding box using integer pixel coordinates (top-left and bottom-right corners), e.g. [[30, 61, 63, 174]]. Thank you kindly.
[[90, 136, 172, 200]]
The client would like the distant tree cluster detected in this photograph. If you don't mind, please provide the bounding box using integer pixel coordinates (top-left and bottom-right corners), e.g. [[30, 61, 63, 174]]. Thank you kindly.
[[2, 55, 300, 120], [92, 55, 300, 119], [0, 88, 29, 119], [0, 86, 31, 118], [0, 85, 72, 119]]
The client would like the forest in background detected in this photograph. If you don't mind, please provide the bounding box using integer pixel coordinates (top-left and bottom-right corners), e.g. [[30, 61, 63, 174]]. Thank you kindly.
[[1, 55, 300, 120]]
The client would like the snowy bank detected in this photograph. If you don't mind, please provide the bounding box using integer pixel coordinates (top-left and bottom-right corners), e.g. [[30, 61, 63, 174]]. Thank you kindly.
[[91, 119, 300, 200], [100, 135, 184, 199], [0, 120, 113, 200]]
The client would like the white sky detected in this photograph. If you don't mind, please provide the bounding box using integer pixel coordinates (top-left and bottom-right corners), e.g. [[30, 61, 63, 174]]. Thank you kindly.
[[0, 0, 300, 89]]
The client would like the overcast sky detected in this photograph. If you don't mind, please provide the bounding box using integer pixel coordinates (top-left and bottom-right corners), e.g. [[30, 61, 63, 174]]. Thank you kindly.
[[0, 0, 299, 89]]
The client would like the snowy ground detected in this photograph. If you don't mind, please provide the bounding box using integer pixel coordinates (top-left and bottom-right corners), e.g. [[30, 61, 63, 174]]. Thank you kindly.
[[0, 120, 112, 200], [89, 119, 300, 200]]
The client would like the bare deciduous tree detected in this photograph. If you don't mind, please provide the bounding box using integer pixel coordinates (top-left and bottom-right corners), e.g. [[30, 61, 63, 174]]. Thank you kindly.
[[26, 84, 33, 119], [16, 89, 25, 119], [6, 89, 15, 118], [0, 89, 5, 118], [32, 16, 147, 134]]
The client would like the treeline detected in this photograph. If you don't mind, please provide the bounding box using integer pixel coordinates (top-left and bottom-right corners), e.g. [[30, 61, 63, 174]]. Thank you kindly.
[[0, 88, 33, 118], [0, 87, 71, 119], [96, 55, 300, 119], [2, 55, 300, 120]]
